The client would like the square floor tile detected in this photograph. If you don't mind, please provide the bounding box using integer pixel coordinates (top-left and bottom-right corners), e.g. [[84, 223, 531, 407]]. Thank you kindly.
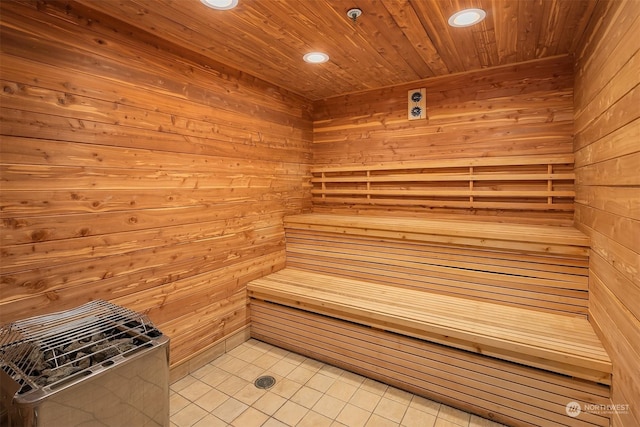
[[211, 397, 249, 423], [307, 372, 337, 393], [290, 386, 324, 409], [178, 379, 213, 402], [366, 413, 400, 427], [192, 413, 227, 427], [326, 379, 358, 402], [274, 400, 309, 426], [336, 403, 371, 427], [193, 388, 228, 412], [270, 377, 302, 399], [402, 406, 437, 427], [313, 394, 347, 419], [374, 396, 409, 423], [252, 392, 287, 416], [298, 410, 334, 427], [438, 404, 471, 426], [172, 403, 208, 427], [287, 365, 317, 384], [350, 388, 382, 412], [230, 407, 270, 427]]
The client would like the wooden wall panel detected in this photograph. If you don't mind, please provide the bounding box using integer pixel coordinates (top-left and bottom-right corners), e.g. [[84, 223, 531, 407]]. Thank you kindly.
[[312, 55, 575, 224], [0, 1, 312, 368], [573, 0, 640, 425]]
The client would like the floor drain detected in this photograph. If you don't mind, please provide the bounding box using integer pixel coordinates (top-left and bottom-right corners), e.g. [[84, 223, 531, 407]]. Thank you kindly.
[[254, 375, 276, 389]]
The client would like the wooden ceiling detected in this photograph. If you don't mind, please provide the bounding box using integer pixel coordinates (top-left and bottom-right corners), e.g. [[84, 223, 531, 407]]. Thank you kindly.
[[73, 0, 598, 100]]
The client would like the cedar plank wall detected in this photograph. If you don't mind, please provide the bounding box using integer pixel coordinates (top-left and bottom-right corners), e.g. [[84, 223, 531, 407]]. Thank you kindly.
[[312, 55, 575, 225], [574, 1, 640, 425], [0, 1, 313, 368]]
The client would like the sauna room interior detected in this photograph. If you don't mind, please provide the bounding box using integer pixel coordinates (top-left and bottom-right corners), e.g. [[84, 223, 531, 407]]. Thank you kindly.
[[0, 1, 638, 426]]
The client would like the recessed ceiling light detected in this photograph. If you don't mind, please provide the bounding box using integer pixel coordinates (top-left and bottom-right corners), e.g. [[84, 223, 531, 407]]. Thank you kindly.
[[303, 52, 329, 64], [448, 8, 486, 27], [201, 0, 238, 10]]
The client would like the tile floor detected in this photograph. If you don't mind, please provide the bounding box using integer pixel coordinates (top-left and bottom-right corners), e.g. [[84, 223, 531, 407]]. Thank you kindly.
[[170, 339, 507, 427]]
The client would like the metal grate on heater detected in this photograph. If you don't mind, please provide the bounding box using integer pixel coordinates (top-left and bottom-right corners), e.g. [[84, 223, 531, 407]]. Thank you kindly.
[[0, 300, 162, 396]]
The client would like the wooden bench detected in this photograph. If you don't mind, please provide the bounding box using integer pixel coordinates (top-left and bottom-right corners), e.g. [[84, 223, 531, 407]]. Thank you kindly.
[[248, 214, 612, 427]]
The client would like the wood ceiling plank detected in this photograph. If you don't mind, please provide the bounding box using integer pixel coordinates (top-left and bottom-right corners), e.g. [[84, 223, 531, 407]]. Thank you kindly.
[[44, 0, 599, 99]]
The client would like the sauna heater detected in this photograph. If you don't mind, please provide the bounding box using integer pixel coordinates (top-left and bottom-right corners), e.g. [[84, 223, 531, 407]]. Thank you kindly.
[[0, 300, 169, 427]]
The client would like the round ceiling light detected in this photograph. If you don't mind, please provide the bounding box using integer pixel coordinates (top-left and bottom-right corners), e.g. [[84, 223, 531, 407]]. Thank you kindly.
[[201, 0, 238, 10], [303, 52, 329, 64], [448, 8, 486, 27]]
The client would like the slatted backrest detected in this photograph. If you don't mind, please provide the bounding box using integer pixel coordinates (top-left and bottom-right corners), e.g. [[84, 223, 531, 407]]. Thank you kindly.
[[311, 154, 575, 214]]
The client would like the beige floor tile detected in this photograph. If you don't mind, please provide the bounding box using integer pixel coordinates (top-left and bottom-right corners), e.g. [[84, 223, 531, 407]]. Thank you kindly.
[[350, 388, 382, 412], [274, 400, 309, 426], [287, 365, 317, 384], [191, 362, 220, 380], [313, 394, 347, 419], [326, 380, 359, 402], [307, 372, 337, 393], [267, 346, 290, 359], [234, 382, 267, 405], [177, 379, 214, 402], [298, 410, 334, 427], [199, 368, 231, 388], [253, 352, 282, 370], [270, 377, 303, 399], [437, 404, 471, 426], [409, 395, 441, 416], [191, 413, 227, 427], [435, 418, 470, 427], [366, 413, 401, 427], [319, 364, 345, 378], [336, 403, 372, 427], [211, 397, 249, 423], [217, 355, 249, 375], [270, 359, 298, 377], [248, 339, 274, 352], [300, 357, 325, 372], [469, 415, 505, 427], [384, 387, 414, 405], [172, 403, 208, 427], [374, 396, 409, 423], [171, 342, 482, 427], [230, 406, 270, 427], [252, 392, 287, 416], [263, 418, 289, 427], [361, 378, 388, 396], [234, 346, 266, 363], [215, 374, 249, 396], [340, 370, 366, 387], [236, 362, 267, 382], [402, 406, 437, 427], [193, 388, 228, 412], [282, 351, 307, 365], [170, 392, 190, 416], [171, 375, 198, 393], [291, 385, 324, 409]]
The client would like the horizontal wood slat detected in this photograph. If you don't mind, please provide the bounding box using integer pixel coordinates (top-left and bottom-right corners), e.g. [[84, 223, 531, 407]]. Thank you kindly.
[[285, 229, 588, 315], [248, 269, 611, 384], [285, 213, 590, 256], [251, 301, 610, 427], [311, 155, 575, 213]]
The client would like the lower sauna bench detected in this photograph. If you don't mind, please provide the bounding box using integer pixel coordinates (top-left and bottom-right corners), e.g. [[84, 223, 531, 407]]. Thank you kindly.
[[247, 213, 612, 427], [247, 214, 612, 427]]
